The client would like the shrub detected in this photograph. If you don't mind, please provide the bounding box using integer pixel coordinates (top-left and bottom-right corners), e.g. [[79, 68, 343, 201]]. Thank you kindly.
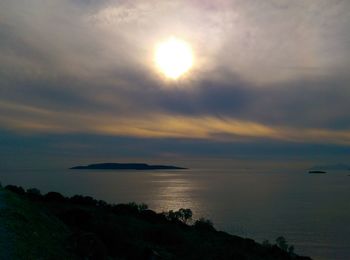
[[59, 209, 92, 228], [44, 192, 66, 202], [193, 217, 215, 231], [262, 240, 272, 248], [137, 203, 148, 211], [70, 195, 97, 206], [26, 188, 42, 200], [288, 245, 295, 255], [140, 210, 167, 223], [111, 202, 148, 215], [275, 236, 295, 255], [164, 210, 176, 222], [97, 200, 108, 208], [5, 185, 25, 195], [27, 188, 41, 196], [127, 202, 148, 212], [276, 236, 288, 252], [69, 232, 108, 259]]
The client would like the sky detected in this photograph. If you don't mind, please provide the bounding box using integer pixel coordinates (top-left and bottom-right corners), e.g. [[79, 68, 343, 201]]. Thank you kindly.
[[1, 0, 350, 168]]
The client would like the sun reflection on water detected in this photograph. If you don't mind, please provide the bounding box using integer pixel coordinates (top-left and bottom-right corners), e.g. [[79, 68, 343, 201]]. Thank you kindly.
[[147, 172, 204, 216]]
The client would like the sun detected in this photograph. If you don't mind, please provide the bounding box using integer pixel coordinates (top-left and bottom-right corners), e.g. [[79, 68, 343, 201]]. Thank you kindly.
[[155, 37, 194, 79]]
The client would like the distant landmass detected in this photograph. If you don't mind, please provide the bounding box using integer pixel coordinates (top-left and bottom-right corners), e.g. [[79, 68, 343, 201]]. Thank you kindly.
[[70, 163, 187, 170], [308, 170, 327, 174], [309, 163, 350, 171]]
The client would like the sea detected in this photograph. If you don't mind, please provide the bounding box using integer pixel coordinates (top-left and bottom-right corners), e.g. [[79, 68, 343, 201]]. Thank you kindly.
[[0, 159, 349, 260]]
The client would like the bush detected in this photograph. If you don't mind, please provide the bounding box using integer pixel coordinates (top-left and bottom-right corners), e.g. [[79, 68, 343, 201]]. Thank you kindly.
[[137, 203, 148, 211], [288, 245, 295, 255], [140, 210, 167, 223], [261, 240, 273, 248], [97, 200, 108, 208], [27, 188, 41, 196], [276, 236, 288, 251], [262, 239, 272, 248], [5, 185, 25, 195], [112, 202, 148, 215], [70, 195, 97, 206], [127, 202, 148, 212], [44, 192, 66, 202], [193, 217, 215, 231], [69, 232, 108, 259], [26, 188, 42, 200], [59, 209, 92, 228]]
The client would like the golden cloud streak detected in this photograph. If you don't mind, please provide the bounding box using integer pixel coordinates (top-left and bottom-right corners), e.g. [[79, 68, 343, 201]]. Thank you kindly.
[[1, 101, 350, 145]]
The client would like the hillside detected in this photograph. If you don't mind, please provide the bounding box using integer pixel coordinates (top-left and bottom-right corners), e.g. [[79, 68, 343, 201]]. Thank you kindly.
[[1, 185, 312, 260]]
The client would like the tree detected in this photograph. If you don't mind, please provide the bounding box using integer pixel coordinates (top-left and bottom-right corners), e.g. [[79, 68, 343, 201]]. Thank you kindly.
[[276, 236, 288, 252], [177, 208, 192, 224], [165, 208, 193, 224], [288, 245, 295, 255]]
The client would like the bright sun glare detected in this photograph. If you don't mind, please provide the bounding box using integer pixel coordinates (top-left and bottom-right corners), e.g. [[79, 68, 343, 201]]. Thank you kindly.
[[155, 37, 193, 79]]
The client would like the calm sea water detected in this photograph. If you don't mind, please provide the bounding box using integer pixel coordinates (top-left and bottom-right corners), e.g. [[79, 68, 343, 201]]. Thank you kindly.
[[0, 160, 349, 260]]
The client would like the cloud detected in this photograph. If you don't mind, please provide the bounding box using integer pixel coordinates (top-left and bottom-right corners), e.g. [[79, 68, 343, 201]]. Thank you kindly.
[[0, 0, 350, 154], [1, 100, 350, 147]]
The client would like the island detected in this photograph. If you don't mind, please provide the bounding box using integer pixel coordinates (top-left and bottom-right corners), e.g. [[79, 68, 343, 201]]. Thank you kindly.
[[70, 162, 187, 170], [308, 170, 327, 174]]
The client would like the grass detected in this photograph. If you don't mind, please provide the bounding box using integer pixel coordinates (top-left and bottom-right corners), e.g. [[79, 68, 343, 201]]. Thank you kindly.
[[1, 188, 74, 259]]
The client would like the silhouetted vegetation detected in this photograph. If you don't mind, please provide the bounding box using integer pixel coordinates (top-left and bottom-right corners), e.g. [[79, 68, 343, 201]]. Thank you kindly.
[[5, 185, 25, 195], [263, 237, 295, 256], [164, 208, 193, 224], [3, 184, 312, 260], [193, 217, 215, 231]]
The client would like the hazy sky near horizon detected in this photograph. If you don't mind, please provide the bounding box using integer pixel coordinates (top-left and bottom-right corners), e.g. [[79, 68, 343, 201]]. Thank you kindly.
[[1, 0, 350, 165]]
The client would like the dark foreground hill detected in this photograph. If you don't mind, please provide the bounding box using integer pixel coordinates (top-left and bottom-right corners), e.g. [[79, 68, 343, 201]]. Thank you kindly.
[[70, 163, 187, 170], [2, 185, 312, 260]]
